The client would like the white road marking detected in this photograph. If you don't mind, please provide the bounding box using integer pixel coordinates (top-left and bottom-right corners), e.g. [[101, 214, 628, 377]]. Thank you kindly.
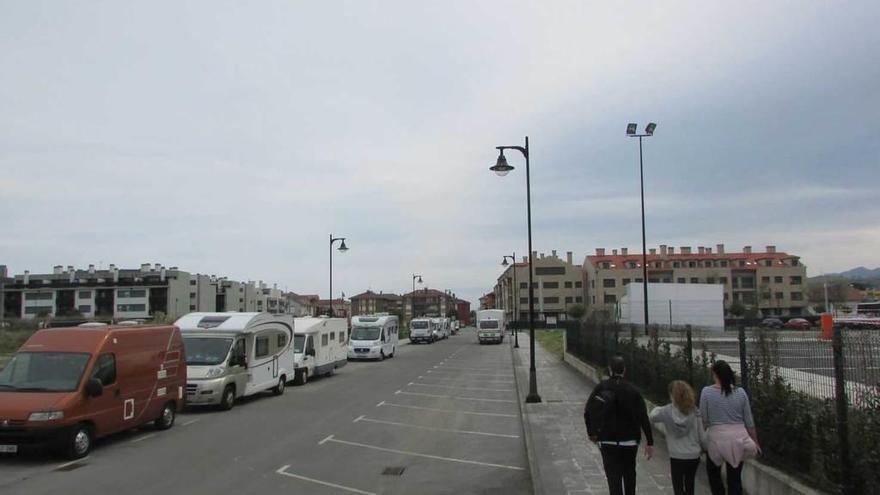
[[322, 437, 525, 471], [434, 365, 510, 372], [275, 465, 377, 495], [379, 401, 518, 418], [409, 382, 514, 392], [376, 400, 385, 407], [56, 458, 89, 470], [427, 369, 512, 378], [353, 415, 366, 422], [182, 418, 201, 426], [318, 435, 334, 445], [417, 376, 515, 384], [354, 416, 520, 438], [130, 433, 157, 444]]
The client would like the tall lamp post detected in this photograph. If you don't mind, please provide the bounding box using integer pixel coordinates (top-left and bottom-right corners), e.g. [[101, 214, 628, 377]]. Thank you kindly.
[[329, 234, 349, 315], [411, 274, 423, 320], [502, 253, 519, 348], [490, 136, 540, 403], [627, 122, 657, 331]]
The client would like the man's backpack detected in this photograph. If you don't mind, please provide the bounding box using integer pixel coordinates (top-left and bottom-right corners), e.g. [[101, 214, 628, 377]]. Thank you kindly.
[[585, 378, 620, 438]]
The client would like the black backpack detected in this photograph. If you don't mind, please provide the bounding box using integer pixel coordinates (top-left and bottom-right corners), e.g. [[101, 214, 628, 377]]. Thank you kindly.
[[585, 377, 620, 438]]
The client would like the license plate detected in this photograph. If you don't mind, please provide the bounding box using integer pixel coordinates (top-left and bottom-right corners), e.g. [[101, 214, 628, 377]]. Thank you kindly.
[[0, 445, 18, 453]]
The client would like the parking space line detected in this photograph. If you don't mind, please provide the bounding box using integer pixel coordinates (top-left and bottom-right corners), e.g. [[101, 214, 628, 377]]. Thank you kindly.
[[321, 436, 525, 471], [182, 418, 201, 426], [55, 458, 89, 470], [418, 375, 515, 384], [275, 465, 377, 495], [379, 401, 518, 418], [130, 433, 157, 444], [319, 434, 334, 445], [427, 369, 513, 378], [396, 389, 516, 403], [434, 365, 510, 372], [354, 415, 520, 439], [409, 382, 514, 392]]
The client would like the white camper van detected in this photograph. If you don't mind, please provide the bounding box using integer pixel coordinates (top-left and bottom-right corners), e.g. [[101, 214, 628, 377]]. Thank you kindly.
[[431, 317, 448, 341], [476, 309, 506, 344], [409, 318, 436, 344], [176, 312, 294, 410], [292, 317, 348, 385], [348, 314, 400, 360]]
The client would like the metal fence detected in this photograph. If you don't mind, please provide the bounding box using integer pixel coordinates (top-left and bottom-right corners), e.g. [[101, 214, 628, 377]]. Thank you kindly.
[[565, 320, 880, 495]]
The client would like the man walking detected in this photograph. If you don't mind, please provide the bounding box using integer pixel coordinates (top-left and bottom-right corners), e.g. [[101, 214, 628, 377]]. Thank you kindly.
[[585, 355, 655, 495]]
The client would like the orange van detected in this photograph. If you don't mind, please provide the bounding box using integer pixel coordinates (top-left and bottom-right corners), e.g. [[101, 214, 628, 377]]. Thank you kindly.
[[0, 324, 186, 459]]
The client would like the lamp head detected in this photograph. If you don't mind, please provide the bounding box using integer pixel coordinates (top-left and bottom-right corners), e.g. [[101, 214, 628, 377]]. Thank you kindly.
[[501, 258, 509, 266], [417, 276, 423, 284], [645, 122, 657, 135], [626, 123, 637, 135], [490, 151, 514, 176], [337, 239, 348, 252]]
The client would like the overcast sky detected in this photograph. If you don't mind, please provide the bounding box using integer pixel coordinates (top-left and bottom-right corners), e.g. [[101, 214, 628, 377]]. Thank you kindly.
[[2, 1, 878, 305]]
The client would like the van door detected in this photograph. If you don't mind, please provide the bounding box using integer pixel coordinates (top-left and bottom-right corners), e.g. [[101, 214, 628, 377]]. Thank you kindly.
[[250, 333, 272, 393], [304, 335, 315, 375], [230, 338, 247, 398], [87, 353, 125, 436]]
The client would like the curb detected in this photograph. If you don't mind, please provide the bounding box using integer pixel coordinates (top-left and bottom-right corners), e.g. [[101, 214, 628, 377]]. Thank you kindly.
[[509, 333, 544, 495]]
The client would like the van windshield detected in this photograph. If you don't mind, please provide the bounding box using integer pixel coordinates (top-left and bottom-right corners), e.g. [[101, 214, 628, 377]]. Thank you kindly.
[[184, 337, 233, 366], [479, 320, 499, 329], [351, 327, 380, 341], [0, 352, 91, 392], [294, 335, 305, 353], [411, 321, 428, 329]]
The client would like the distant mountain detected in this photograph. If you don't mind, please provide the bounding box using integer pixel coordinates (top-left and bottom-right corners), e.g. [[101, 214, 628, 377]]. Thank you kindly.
[[829, 267, 880, 280]]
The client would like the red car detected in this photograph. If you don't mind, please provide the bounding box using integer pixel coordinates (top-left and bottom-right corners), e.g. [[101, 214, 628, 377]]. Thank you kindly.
[[783, 318, 812, 330]]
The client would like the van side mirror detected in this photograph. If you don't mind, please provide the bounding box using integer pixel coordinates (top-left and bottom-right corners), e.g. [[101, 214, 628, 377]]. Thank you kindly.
[[231, 354, 246, 368], [86, 378, 104, 397], [306, 348, 316, 357]]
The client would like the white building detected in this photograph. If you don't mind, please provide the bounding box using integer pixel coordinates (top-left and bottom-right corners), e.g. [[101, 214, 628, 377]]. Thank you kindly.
[[619, 283, 724, 331]]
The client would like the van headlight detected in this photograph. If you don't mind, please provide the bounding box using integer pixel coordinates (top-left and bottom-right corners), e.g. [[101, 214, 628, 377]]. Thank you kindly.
[[29, 411, 64, 421], [206, 367, 225, 378]]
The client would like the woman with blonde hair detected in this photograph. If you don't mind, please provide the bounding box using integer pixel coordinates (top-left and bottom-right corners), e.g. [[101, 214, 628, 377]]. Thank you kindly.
[[650, 380, 704, 495]]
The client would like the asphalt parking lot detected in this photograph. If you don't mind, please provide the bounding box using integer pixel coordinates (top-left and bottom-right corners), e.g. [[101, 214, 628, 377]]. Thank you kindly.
[[0, 328, 530, 495]]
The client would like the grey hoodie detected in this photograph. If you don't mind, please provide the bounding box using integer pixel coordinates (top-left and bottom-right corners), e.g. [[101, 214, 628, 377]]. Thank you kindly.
[[650, 404, 704, 460]]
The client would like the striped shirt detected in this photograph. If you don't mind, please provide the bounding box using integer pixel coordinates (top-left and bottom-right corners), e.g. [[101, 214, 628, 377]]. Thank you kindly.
[[699, 386, 755, 428]]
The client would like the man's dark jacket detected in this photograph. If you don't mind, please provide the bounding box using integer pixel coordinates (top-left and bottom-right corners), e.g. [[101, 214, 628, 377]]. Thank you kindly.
[[584, 376, 654, 445]]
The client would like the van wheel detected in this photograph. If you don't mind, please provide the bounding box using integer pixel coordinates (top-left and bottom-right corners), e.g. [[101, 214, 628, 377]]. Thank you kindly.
[[273, 376, 286, 396], [294, 369, 308, 386], [154, 402, 176, 430], [220, 385, 236, 411], [379, 351, 386, 361], [63, 424, 93, 459]]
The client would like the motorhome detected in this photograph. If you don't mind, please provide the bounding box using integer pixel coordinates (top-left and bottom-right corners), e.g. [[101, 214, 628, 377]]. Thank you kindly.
[[451, 320, 460, 334], [0, 324, 186, 459], [409, 318, 436, 344], [476, 309, 506, 344], [431, 317, 448, 341], [175, 312, 294, 410], [348, 314, 400, 360], [292, 317, 348, 385]]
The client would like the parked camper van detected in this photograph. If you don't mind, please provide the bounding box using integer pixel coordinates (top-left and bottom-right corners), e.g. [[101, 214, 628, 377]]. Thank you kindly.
[[476, 309, 506, 344], [292, 317, 348, 385], [348, 314, 399, 360], [431, 317, 448, 341], [0, 324, 186, 459], [409, 318, 436, 344], [175, 312, 294, 410]]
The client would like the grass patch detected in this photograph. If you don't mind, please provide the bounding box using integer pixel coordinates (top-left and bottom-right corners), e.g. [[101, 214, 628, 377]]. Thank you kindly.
[[535, 329, 564, 359], [0, 321, 40, 355]]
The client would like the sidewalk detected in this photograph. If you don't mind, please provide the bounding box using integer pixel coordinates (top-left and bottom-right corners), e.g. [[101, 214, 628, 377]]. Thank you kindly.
[[512, 332, 711, 495]]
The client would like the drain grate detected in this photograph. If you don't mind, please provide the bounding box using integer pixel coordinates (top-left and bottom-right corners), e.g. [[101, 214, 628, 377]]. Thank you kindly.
[[382, 466, 406, 476]]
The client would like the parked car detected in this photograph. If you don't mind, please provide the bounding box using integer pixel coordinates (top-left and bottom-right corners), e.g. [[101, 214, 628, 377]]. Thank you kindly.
[[0, 324, 186, 459], [760, 318, 784, 329], [784, 318, 812, 330]]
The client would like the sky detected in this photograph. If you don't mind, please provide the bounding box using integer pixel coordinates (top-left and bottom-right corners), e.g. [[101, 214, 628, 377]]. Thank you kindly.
[[1, 1, 878, 305]]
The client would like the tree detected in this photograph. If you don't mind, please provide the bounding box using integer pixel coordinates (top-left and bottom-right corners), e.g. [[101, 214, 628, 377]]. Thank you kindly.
[[729, 300, 746, 318], [566, 304, 586, 321]]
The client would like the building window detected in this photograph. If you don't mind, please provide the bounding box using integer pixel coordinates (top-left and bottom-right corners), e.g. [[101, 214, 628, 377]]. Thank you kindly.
[[791, 259, 799, 266], [565, 297, 573, 303], [790, 276, 802, 285], [623, 278, 631, 285], [520, 282, 527, 289], [190, 305, 196, 310], [118, 289, 147, 298], [536, 267, 566, 276], [761, 276, 770, 284], [576, 297, 583, 303], [688, 261, 696, 268], [603, 279, 616, 288], [720, 277, 728, 284], [720, 261, 728, 267], [739, 261, 746, 267], [25, 292, 53, 300], [706, 277, 715, 284], [677, 278, 686, 284], [520, 297, 528, 304], [654, 262, 662, 268], [117, 304, 146, 312], [627, 262, 637, 269], [635, 278, 643, 283], [705, 261, 714, 267], [564, 281, 573, 289], [544, 297, 559, 304], [649, 278, 660, 283], [673, 262, 680, 268], [24, 306, 53, 315], [190, 280, 197, 285], [575, 281, 582, 288], [690, 278, 699, 284], [78, 305, 92, 313], [604, 294, 617, 304], [663, 278, 671, 283], [775, 292, 784, 300], [78, 290, 92, 299], [774, 276, 783, 283], [764, 260, 773, 267], [543, 281, 559, 289], [791, 292, 804, 301], [590, 280, 595, 289]]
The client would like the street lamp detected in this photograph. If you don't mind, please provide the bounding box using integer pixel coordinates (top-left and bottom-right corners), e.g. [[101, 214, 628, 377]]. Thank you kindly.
[[491, 136, 540, 403], [411, 274, 423, 319], [329, 234, 349, 315], [502, 254, 519, 348], [627, 122, 657, 331]]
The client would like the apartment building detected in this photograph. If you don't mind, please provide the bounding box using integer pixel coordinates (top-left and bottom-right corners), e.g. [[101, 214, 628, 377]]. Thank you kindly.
[[494, 250, 584, 322], [350, 290, 403, 316], [583, 244, 809, 318], [287, 293, 319, 317], [479, 292, 496, 310], [404, 288, 456, 325], [315, 298, 350, 318]]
